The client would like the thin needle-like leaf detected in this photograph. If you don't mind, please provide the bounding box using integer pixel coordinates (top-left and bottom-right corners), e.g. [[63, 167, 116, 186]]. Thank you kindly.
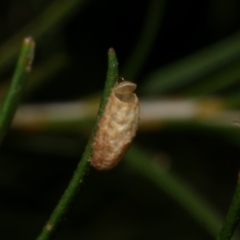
[[217, 174, 240, 240], [0, 37, 35, 145], [36, 48, 118, 240]]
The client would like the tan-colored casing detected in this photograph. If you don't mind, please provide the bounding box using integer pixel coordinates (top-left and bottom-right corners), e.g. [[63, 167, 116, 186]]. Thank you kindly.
[[90, 81, 139, 170]]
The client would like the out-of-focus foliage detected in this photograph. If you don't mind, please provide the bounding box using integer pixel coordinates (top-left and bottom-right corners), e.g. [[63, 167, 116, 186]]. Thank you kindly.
[[1, 0, 240, 240]]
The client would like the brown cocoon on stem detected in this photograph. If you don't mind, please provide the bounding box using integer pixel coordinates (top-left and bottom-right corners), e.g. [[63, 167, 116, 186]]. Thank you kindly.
[[90, 81, 139, 170]]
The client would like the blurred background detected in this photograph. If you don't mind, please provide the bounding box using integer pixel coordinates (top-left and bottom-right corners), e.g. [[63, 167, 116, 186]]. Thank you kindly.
[[1, 0, 240, 239]]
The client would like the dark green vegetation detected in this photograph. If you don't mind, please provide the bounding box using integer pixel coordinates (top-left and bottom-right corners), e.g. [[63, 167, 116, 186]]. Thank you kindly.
[[1, 0, 240, 239]]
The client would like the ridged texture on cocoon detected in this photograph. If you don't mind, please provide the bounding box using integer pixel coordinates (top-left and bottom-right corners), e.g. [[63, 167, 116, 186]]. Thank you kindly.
[[90, 81, 139, 170]]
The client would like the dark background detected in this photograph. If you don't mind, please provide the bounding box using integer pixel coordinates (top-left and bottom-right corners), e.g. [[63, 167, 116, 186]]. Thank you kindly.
[[0, 0, 240, 239]]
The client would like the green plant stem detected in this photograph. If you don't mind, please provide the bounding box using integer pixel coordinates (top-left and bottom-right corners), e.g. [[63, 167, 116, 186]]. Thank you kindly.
[[0, 37, 35, 145], [0, 0, 85, 76], [121, 0, 165, 80], [35, 48, 118, 240], [217, 174, 240, 240], [125, 145, 240, 240]]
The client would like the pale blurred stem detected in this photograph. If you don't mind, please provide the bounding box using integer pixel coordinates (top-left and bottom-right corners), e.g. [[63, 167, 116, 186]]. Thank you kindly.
[[35, 48, 118, 240], [121, 0, 165, 79], [217, 174, 240, 240], [125, 145, 240, 240], [0, 37, 34, 145]]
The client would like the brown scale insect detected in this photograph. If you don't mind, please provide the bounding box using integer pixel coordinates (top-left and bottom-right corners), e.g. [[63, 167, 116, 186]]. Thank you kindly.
[[90, 80, 139, 170]]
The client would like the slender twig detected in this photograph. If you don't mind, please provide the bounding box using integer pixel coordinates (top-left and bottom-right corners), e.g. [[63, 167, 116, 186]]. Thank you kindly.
[[217, 173, 240, 240], [35, 48, 118, 240], [121, 0, 165, 80], [0, 37, 35, 145], [125, 145, 240, 240]]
